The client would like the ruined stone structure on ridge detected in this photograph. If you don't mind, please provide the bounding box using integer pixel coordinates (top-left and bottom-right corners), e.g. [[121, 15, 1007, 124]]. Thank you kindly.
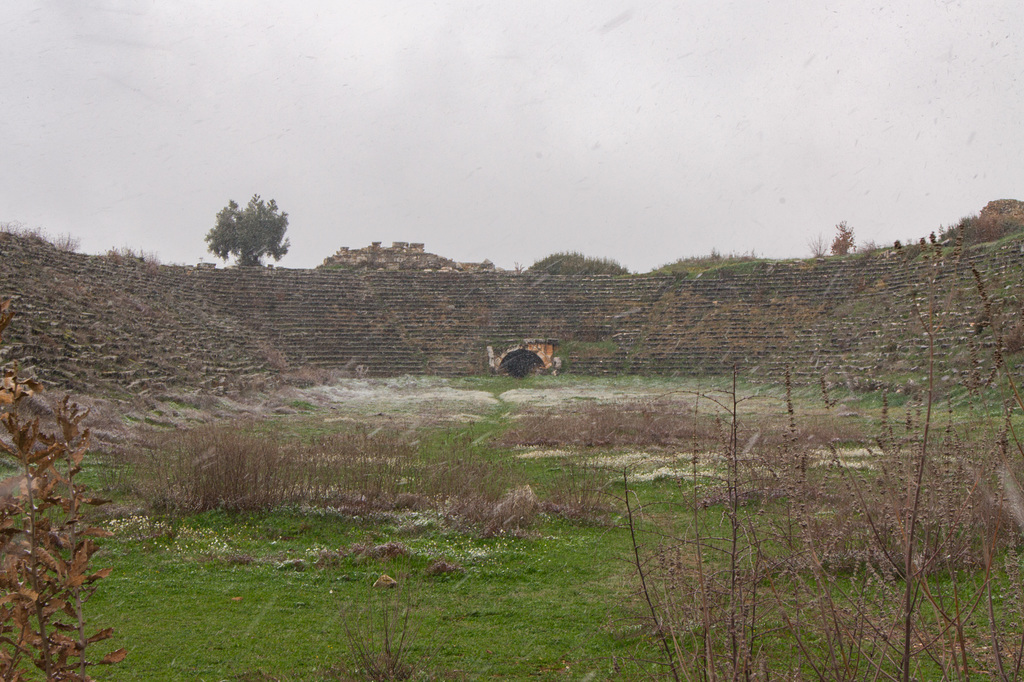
[[980, 199, 1024, 225], [321, 241, 495, 272]]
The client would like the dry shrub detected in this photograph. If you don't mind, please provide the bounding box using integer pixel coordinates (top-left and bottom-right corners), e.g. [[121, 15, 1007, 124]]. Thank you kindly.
[[781, 439, 994, 574], [282, 365, 340, 387], [500, 400, 862, 450], [481, 485, 538, 536], [221, 553, 256, 566], [103, 247, 126, 265], [857, 239, 882, 254], [418, 451, 532, 533], [0, 220, 29, 235], [51, 232, 80, 253], [424, 559, 464, 576], [943, 212, 1023, 245], [341, 584, 424, 681], [392, 492, 430, 511], [626, 428, 1001, 678], [626, 367, 1020, 678], [830, 220, 855, 255], [972, 213, 1006, 243], [133, 424, 305, 512], [105, 245, 160, 266], [499, 401, 704, 448], [411, 433, 528, 515], [128, 424, 540, 532], [314, 549, 347, 569], [807, 233, 828, 258], [421, 455, 518, 502], [438, 483, 531, 534], [0, 300, 125, 677], [543, 460, 613, 522], [126, 425, 411, 509], [347, 542, 411, 561], [370, 542, 411, 560], [1004, 320, 1024, 355], [304, 430, 417, 508], [0, 223, 79, 253], [131, 425, 420, 513], [258, 343, 290, 371]]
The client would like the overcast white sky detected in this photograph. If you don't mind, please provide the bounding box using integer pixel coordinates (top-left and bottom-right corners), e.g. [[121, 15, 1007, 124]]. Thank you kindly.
[[3, 1, 1021, 271]]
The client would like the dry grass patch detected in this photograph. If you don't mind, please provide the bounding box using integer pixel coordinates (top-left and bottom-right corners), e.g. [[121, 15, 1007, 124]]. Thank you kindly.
[[499, 400, 864, 450], [125, 423, 552, 534]]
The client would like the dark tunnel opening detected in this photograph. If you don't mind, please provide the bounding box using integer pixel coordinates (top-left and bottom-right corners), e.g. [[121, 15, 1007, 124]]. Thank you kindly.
[[499, 348, 545, 378]]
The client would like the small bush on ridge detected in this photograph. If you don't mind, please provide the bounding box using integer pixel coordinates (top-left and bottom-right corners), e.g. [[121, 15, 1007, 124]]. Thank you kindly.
[[527, 251, 629, 276], [830, 220, 855, 255]]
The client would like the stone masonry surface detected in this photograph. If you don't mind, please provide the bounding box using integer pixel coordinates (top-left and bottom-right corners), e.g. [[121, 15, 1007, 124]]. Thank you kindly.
[[1, 230, 1022, 394]]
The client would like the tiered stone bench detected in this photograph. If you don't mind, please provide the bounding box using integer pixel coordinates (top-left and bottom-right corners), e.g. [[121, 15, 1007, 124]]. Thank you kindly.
[[2, 230, 1021, 394]]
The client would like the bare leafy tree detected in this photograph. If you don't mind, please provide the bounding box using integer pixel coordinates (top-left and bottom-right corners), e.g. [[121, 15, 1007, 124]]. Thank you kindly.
[[206, 194, 290, 267]]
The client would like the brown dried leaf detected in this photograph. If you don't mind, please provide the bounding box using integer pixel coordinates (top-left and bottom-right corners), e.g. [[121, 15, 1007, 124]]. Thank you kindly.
[[69, 541, 94, 578], [83, 567, 112, 583], [50, 631, 76, 644], [32, 547, 64, 578], [44, 601, 69, 620], [70, 446, 87, 467], [87, 628, 114, 645], [100, 647, 127, 664]]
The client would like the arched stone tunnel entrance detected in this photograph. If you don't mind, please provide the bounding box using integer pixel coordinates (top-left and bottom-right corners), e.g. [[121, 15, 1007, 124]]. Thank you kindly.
[[487, 339, 561, 378], [499, 348, 545, 378]]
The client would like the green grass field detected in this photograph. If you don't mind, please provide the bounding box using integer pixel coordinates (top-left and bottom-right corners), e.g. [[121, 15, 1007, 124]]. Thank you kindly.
[[89, 509, 645, 680], [82, 377, 686, 680], [12, 368, 1024, 680]]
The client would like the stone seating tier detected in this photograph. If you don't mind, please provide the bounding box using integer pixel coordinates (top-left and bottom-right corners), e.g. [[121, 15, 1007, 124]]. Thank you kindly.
[[2, 231, 1021, 394]]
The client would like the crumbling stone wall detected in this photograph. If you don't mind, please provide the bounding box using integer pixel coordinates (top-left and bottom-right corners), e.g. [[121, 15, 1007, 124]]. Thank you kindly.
[[320, 241, 494, 272], [980, 199, 1024, 225]]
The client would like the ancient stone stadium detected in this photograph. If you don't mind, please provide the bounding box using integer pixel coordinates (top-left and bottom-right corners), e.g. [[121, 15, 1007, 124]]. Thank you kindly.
[[1, 208, 1023, 397]]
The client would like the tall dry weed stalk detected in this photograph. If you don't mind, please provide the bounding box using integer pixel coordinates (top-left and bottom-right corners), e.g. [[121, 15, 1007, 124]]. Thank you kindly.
[[0, 300, 125, 680], [627, 229, 1024, 679], [622, 371, 779, 679]]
